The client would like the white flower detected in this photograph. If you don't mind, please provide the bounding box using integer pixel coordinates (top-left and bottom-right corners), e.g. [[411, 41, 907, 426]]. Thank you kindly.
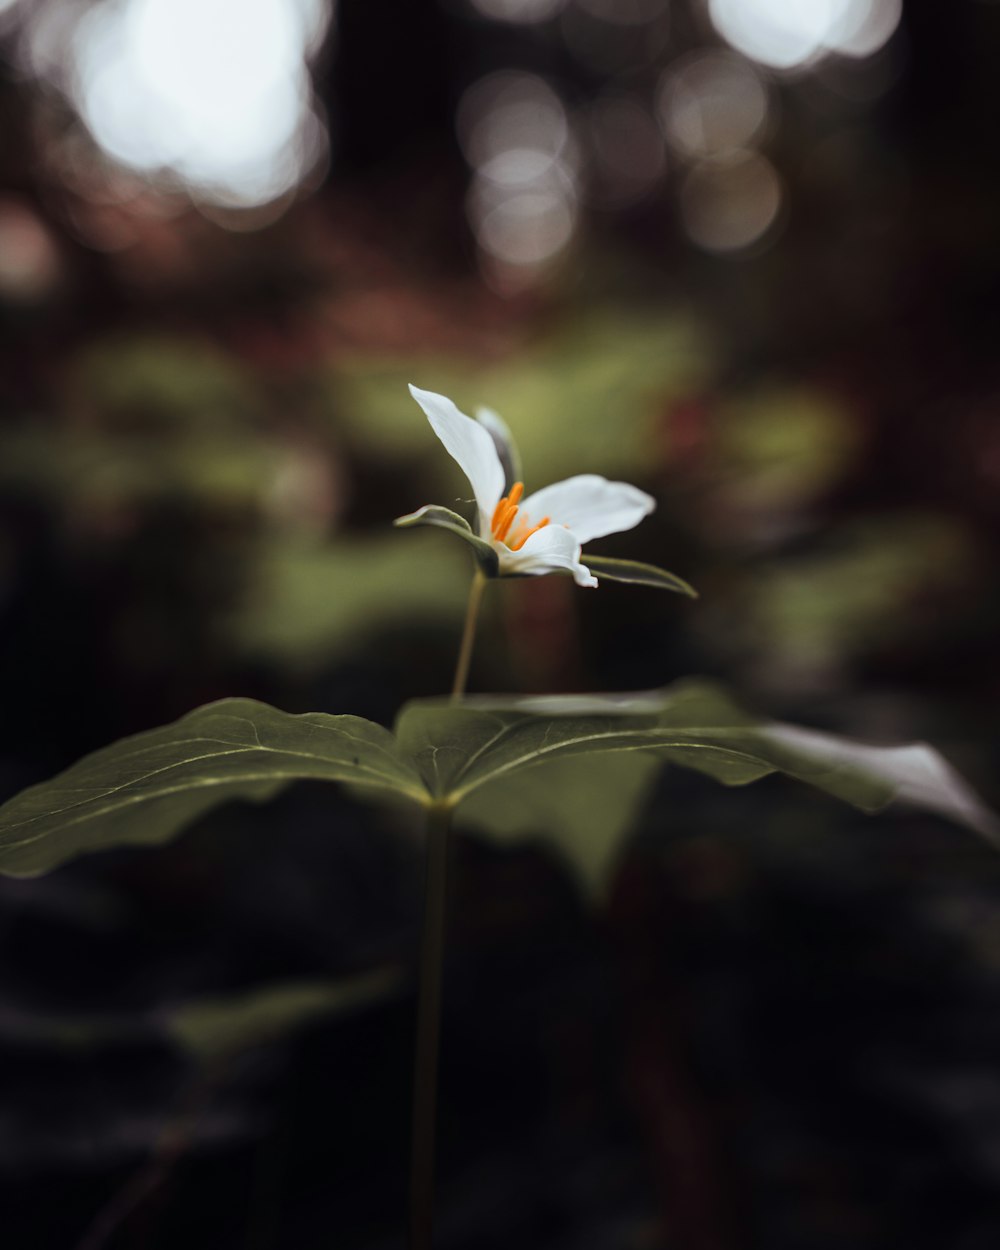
[[397, 385, 658, 588]]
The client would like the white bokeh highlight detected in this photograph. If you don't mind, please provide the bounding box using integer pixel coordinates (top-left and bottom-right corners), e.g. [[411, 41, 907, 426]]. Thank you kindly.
[[708, 0, 902, 70], [459, 72, 579, 276], [658, 51, 770, 160], [468, 0, 566, 23], [67, 0, 332, 208]]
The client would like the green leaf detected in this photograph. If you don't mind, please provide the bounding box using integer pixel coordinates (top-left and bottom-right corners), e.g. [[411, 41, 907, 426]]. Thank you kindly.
[[3, 681, 994, 889], [0, 699, 426, 877], [584, 555, 698, 596], [166, 969, 401, 1064], [393, 683, 760, 802], [395, 682, 999, 847], [459, 752, 662, 898], [229, 531, 471, 668], [393, 505, 499, 576], [0, 971, 401, 1058]]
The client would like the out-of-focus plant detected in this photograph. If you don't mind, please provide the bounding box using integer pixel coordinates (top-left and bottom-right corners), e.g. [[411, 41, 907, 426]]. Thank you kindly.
[[0, 384, 994, 1250]]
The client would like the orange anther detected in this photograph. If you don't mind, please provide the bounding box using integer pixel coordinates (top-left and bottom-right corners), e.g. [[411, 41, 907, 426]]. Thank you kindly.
[[494, 502, 519, 543], [510, 516, 550, 550], [490, 480, 527, 540], [491, 481, 525, 542]]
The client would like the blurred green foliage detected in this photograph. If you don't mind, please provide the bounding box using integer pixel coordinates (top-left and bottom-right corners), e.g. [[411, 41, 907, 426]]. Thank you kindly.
[[71, 336, 261, 429], [333, 308, 709, 483], [229, 532, 471, 666], [730, 513, 978, 671], [711, 383, 861, 512], [168, 970, 402, 1064], [0, 312, 980, 694]]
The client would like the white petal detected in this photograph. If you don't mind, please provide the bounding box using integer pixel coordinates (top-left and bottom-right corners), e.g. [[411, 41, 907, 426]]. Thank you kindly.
[[520, 475, 655, 545], [501, 524, 598, 588], [409, 385, 505, 529]]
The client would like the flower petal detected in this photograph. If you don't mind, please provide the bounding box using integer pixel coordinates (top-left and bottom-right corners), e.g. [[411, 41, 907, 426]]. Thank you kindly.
[[475, 406, 522, 493], [520, 475, 655, 545], [409, 385, 505, 530], [502, 524, 598, 588]]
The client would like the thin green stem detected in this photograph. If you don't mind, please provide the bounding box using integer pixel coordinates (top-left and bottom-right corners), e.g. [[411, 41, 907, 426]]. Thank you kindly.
[[451, 569, 487, 700], [409, 802, 453, 1250]]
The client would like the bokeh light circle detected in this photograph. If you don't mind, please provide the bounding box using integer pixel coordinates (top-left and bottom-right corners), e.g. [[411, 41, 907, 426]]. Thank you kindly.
[[63, 0, 332, 210], [680, 151, 783, 252], [658, 50, 770, 159], [707, 0, 901, 69], [460, 71, 578, 273], [468, 0, 566, 23]]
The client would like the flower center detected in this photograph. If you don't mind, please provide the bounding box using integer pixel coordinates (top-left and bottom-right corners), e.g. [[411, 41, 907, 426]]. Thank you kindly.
[[490, 481, 551, 551]]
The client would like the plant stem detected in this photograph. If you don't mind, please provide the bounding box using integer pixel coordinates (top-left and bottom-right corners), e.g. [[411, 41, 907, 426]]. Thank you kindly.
[[451, 569, 487, 700], [409, 802, 453, 1250]]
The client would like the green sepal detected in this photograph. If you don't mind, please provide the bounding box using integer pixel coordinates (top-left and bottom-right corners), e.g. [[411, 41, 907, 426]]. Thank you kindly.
[[584, 555, 698, 596], [394, 505, 499, 577]]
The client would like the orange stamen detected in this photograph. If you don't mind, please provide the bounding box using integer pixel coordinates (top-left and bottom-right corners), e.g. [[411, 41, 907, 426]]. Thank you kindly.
[[510, 516, 550, 550], [494, 503, 519, 543], [491, 481, 524, 542]]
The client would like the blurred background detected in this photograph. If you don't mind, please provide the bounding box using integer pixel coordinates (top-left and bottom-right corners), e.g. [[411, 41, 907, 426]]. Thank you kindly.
[[1, 0, 999, 1245]]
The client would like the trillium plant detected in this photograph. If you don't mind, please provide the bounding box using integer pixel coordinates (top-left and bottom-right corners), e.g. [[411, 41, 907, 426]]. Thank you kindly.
[[396, 386, 696, 698], [0, 384, 995, 1250]]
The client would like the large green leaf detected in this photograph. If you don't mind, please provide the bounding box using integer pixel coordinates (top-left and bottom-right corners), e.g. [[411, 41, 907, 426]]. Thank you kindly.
[[0, 699, 425, 877], [459, 752, 663, 897], [394, 683, 767, 802], [1, 681, 994, 883], [396, 682, 999, 845]]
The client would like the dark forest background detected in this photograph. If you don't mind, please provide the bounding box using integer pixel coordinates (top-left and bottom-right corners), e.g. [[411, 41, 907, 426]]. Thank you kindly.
[[1, 0, 999, 1246]]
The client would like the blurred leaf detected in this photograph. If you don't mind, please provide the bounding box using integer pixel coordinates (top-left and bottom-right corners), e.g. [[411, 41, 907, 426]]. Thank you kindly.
[[757, 723, 1000, 847], [0, 427, 284, 509], [460, 752, 663, 897], [334, 308, 709, 485], [166, 969, 401, 1064], [0, 971, 401, 1059], [71, 336, 259, 428], [0, 699, 424, 877], [713, 384, 860, 511], [394, 505, 499, 576], [229, 532, 470, 666], [742, 514, 977, 669], [585, 555, 697, 595]]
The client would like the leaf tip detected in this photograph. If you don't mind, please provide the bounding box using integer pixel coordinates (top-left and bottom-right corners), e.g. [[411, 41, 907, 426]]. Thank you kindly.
[[393, 508, 424, 528]]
